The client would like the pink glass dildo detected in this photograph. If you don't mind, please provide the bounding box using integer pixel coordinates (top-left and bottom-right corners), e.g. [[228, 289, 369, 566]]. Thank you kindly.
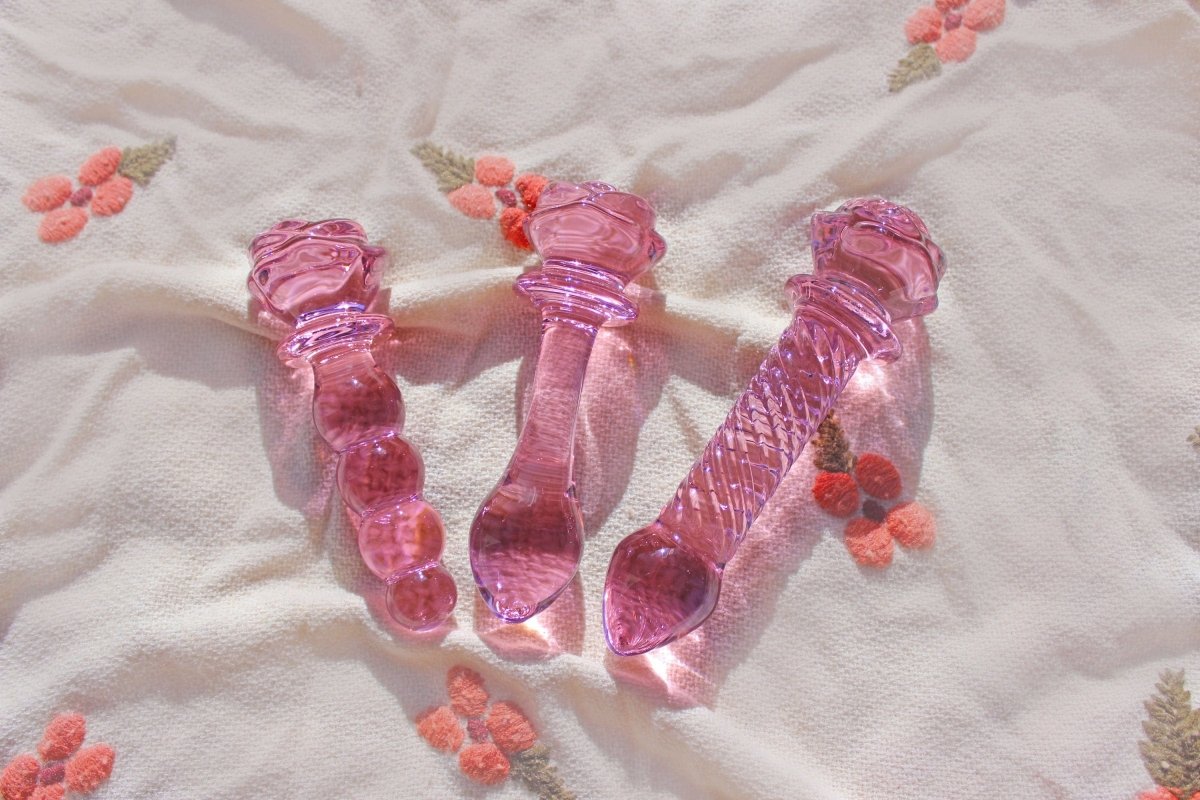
[[248, 219, 456, 630], [470, 182, 666, 623], [603, 198, 946, 655]]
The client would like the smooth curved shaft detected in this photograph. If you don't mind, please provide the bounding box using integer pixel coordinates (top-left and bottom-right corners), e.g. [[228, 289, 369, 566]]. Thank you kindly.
[[470, 316, 597, 622]]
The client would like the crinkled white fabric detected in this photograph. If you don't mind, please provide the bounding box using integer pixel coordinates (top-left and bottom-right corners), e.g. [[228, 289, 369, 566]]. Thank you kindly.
[[1, 2, 1198, 798]]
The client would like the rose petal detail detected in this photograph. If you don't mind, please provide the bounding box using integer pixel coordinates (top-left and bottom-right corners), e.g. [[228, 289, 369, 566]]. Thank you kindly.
[[447, 666, 490, 717], [485, 701, 537, 754], [38, 207, 88, 243], [844, 517, 894, 568], [90, 176, 134, 216], [447, 184, 496, 219], [416, 706, 465, 753], [886, 501, 936, 549], [22, 176, 73, 212], [935, 26, 977, 62], [1, 755, 40, 800], [38, 714, 86, 762], [78, 147, 122, 186], [905, 6, 943, 44], [499, 207, 531, 249], [63, 745, 114, 793], [812, 472, 860, 517], [964, 0, 1005, 31], [458, 743, 510, 785], [474, 156, 515, 187]]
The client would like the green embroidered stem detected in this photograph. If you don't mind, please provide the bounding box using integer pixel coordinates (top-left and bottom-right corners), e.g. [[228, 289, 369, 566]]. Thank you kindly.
[[412, 142, 475, 193], [1139, 669, 1200, 798], [510, 745, 576, 800], [118, 137, 176, 186], [813, 411, 856, 474], [888, 43, 941, 93]]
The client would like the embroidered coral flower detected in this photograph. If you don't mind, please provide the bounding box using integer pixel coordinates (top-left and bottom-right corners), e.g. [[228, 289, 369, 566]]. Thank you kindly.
[[415, 665, 574, 795], [1, 714, 115, 800], [515, 173, 549, 210], [904, 0, 1003, 63], [811, 414, 936, 567], [447, 183, 496, 219]]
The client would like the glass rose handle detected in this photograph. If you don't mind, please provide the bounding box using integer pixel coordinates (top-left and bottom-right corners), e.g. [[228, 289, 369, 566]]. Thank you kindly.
[[470, 182, 666, 623], [248, 219, 456, 631], [603, 198, 946, 655]]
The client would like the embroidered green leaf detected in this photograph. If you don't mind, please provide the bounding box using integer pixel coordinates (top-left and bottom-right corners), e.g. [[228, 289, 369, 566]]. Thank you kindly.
[[117, 137, 176, 186], [889, 43, 941, 93], [510, 745, 576, 800], [813, 411, 856, 474], [1139, 670, 1200, 798], [412, 142, 475, 193], [1188, 426, 1200, 448]]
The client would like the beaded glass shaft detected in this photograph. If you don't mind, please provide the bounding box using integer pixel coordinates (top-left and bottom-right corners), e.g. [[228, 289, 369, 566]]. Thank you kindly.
[[603, 198, 946, 655], [470, 182, 666, 623], [249, 219, 456, 630]]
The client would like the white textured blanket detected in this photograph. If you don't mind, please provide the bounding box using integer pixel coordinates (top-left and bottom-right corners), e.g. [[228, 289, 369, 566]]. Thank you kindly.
[[2, 1, 1198, 798]]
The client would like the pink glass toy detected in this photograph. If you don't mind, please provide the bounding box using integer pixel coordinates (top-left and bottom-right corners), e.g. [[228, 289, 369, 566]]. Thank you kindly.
[[248, 219, 456, 630], [470, 182, 666, 623], [603, 198, 946, 655]]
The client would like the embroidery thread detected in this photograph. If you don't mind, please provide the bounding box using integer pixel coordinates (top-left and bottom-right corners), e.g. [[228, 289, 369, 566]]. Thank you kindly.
[[0, 714, 115, 800], [1137, 670, 1200, 800], [412, 142, 548, 250], [811, 411, 936, 567], [21, 138, 175, 244], [416, 666, 575, 799], [890, 0, 1006, 92]]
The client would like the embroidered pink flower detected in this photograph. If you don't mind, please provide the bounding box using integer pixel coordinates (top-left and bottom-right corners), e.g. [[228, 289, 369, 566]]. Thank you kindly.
[[0, 714, 115, 800], [415, 666, 573, 794], [413, 142, 550, 250], [811, 414, 936, 567], [21, 140, 173, 244], [905, 0, 1005, 63]]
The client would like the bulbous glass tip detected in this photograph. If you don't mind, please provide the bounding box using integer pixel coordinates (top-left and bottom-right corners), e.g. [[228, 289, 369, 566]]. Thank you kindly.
[[602, 525, 722, 656]]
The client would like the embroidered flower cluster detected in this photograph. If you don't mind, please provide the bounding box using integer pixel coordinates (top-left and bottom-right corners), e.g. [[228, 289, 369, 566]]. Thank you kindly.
[[810, 411, 936, 567], [21, 139, 174, 243], [416, 666, 575, 798], [1, 714, 114, 800], [412, 143, 548, 249], [890, 0, 1006, 92]]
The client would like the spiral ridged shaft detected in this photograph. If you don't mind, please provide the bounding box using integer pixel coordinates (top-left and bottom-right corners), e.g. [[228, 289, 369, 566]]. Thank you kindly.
[[661, 311, 861, 566]]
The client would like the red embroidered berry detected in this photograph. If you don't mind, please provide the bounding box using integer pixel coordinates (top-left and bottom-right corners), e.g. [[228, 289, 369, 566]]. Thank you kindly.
[[905, 6, 943, 44], [855, 453, 902, 500], [515, 173, 549, 210], [499, 207, 531, 249], [812, 471, 860, 517], [1, 754, 39, 800], [458, 743, 509, 785], [91, 176, 133, 217], [69, 187, 93, 207], [844, 517, 893, 568], [486, 701, 537, 754], [495, 187, 518, 207], [944, 11, 963, 30], [37, 763, 65, 786], [38, 207, 88, 244], [416, 706, 464, 753], [474, 156, 515, 187], [78, 147, 122, 187], [22, 176, 73, 212], [447, 184, 496, 219], [467, 718, 489, 742], [886, 501, 936, 549], [447, 666, 489, 717], [63, 745, 114, 793], [861, 499, 887, 522]]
